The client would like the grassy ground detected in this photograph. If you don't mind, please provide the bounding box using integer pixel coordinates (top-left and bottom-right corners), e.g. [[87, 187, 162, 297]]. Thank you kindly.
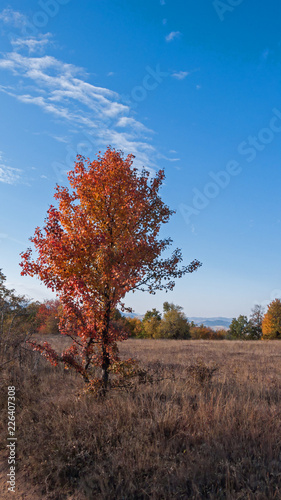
[[1, 338, 281, 499]]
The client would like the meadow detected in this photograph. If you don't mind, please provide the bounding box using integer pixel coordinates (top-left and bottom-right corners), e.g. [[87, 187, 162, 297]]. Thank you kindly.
[[1, 338, 281, 499]]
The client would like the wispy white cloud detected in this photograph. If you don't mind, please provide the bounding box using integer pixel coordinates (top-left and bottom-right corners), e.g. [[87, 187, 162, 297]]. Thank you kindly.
[[11, 34, 52, 54], [51, 135, 69, 144], [0, 151, 21, 184], [0, 53, 124, 124], [102, 129, 155, 171], [0, 8, 28, 29], [31, 130, 69, 144], [0, 166, 21, 184], [0, 44, 158, 172], [172, 68, 201, 81], [165, 31, 182, 42], [0, 232, 26, 245], [0, 9, 159, 172], [0, 52, 86, 80], [171, 71, 189, 80], [157, 154, 180, 162], [160, 0, 166, 5], [0, 60, 14, 70], [116, 116, 153, 134]]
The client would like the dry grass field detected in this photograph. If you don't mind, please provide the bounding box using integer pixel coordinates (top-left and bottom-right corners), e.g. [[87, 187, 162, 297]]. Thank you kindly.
[[1, 338, 281, 499]]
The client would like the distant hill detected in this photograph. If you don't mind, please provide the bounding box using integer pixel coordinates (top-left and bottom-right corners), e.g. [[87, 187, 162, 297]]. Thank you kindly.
[[122, 312, 232, 330], [122, 312, 144, 319], [189, 317, 232, 330]]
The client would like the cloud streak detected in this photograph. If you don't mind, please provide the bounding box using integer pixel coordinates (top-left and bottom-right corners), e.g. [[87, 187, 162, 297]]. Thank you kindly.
[[171, 71, 188, 80], [0, 39, 158, 173], [0, 8, 28, 29], [11, 33, 52, 54], [165, 31, 182, 42], [0, 151, 21, 184]]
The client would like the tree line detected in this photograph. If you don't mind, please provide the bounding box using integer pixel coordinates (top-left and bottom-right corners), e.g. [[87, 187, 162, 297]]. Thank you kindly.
[[117, 300, 281, 340], [2, 270, 280, 342], [228, 300, 281, 340]]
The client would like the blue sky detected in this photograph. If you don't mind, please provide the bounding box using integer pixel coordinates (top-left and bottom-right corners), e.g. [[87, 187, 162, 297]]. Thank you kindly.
[[0, 0, 280, 318]]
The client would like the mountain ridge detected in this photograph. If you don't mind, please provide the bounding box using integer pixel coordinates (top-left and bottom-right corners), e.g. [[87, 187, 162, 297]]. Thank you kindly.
[[123, 313, 232, 329]]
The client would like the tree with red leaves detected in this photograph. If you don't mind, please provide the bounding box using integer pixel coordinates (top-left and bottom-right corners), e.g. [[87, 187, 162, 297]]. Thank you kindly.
[[36, 299, 61, 335], [20, 147, 201, 392]]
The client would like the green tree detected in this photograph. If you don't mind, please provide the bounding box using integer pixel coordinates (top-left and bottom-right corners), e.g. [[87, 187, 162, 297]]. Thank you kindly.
[[248, 304, 264, 340], [228, 315, 251, 340], [143, 308, 161, 322], [0, 269, 35, 365], [142, 308, 162, 338], [163, 301, 180, 313], [157, 302, 190, 339]]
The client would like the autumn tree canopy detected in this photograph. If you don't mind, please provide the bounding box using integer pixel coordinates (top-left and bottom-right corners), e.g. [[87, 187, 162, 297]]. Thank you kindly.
[[262, 299, 281, 339], [142, 308, 162, 338], [157, 302, 190, 339], [36, 299, 61, 335], [20, 147, 201, 391]]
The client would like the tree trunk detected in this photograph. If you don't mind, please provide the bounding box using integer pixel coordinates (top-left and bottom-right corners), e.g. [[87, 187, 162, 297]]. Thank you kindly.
[[101, 345, 110, 392], [101, 296, 111, 394]]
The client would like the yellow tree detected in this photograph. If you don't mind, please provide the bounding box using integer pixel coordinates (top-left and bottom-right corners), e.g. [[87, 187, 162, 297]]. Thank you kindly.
[[262, 299, 281, 339], [126, 317, 144, 338]]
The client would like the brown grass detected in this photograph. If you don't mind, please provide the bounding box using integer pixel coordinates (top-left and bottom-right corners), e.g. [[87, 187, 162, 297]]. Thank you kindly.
[[1, 338, 281, 499]]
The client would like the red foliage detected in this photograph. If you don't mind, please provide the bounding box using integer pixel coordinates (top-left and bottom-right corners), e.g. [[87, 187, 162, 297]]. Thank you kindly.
[[36, 299, 61, 335], [20, 147, 201, 388]]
